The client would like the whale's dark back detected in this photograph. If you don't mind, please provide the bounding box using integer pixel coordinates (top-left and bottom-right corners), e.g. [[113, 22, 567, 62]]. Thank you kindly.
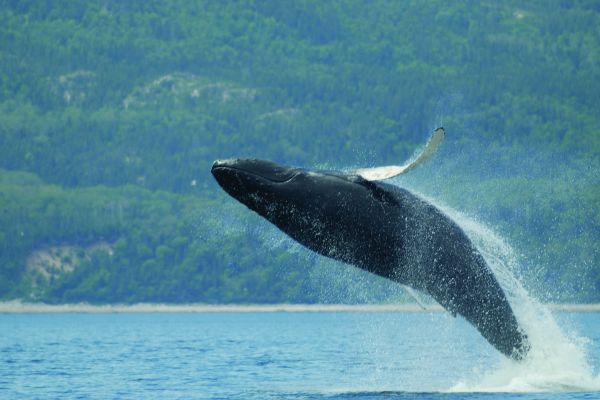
[[277, 178, 528, 358], [378, 182, 528, 359]]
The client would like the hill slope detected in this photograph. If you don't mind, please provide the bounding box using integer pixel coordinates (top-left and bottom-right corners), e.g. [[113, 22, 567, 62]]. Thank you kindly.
[[0, 1, 598, 303]]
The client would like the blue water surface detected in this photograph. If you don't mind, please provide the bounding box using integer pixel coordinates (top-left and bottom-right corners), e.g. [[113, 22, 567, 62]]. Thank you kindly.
[[1, 311, 599, 399]]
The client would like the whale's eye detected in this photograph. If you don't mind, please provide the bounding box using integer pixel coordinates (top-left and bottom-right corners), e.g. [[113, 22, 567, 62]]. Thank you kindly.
[[213, 159, 298, 183]]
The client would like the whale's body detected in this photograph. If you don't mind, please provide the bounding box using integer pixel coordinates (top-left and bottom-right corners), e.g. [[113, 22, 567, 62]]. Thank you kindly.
[[211, 158, 529, 359]]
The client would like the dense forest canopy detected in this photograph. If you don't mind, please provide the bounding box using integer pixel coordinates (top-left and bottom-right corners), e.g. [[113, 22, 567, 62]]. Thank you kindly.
[[0, 0, 598, 303]]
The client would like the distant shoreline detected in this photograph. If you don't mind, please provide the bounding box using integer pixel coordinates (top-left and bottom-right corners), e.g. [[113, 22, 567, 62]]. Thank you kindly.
[[1, 301, 600, 313]]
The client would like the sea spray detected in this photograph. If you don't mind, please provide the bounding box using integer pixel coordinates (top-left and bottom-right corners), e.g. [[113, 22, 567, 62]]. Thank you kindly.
[[216, 159, 599, 391], [431, 199, 600, 392]]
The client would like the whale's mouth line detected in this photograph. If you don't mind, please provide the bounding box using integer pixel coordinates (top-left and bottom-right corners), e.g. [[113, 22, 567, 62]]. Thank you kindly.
[[212, 165, 297, 184]]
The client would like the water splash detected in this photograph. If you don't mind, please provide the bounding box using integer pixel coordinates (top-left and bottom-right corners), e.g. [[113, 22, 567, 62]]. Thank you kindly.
[[430, 200, 600, 392]]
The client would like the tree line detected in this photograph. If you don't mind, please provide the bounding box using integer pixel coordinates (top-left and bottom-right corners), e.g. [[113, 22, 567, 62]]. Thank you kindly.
[[0, 0, 598, 303]]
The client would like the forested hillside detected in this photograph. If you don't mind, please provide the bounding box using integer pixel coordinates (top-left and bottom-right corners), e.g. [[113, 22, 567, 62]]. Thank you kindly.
[[1, 0, 598, 303]]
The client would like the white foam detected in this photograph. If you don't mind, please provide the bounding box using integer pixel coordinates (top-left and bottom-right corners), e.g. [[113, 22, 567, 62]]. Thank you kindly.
[[434, 202, 600, 393]]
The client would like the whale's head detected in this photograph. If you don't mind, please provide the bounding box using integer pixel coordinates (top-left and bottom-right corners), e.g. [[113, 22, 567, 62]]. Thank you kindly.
[[211, 158, 394, 229], [211, 158, 302, 214]]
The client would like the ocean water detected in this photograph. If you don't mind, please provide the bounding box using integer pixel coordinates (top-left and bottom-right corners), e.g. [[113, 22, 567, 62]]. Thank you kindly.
[[1, 310, 599, 399]]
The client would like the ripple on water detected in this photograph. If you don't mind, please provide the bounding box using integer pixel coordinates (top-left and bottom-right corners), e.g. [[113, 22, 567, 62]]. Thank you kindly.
[[0, 312, 598, 399]]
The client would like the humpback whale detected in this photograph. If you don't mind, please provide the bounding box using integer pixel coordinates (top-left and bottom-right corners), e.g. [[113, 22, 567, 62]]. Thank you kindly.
[[211, 128, 529, 360]]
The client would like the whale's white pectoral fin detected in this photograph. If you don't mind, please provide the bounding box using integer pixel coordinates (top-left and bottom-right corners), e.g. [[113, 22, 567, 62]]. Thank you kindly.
[[405, 126, 445, 173], [356, 127, 445, 181], [355, 165, 408, 181]]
